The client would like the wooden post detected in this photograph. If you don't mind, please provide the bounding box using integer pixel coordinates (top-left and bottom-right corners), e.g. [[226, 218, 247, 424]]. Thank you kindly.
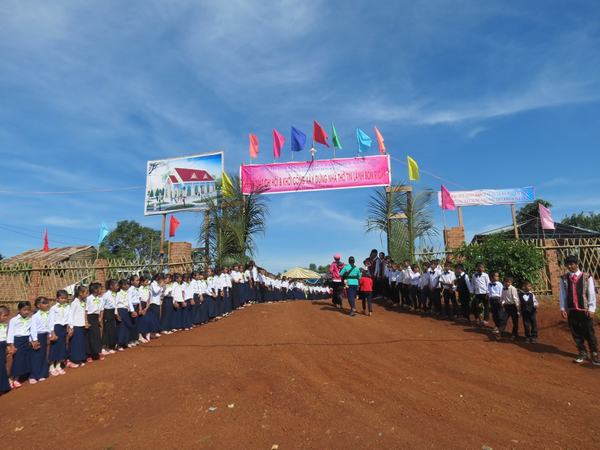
[[511, 204, 519, 239], [385, 187, 392, 257], [407, 189, 414, 262], [457, 206, 464, 227], [159, 213, 167, 256]]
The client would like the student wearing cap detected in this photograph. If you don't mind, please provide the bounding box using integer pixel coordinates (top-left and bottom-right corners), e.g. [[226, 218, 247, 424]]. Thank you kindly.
[[560, 255, 599, 365], [329, 254, 344, 309]]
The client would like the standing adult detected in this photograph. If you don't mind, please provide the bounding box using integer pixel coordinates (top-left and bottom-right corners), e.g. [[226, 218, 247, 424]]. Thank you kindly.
[[329, 254, 345, 308], [340, 256, 361, 317]]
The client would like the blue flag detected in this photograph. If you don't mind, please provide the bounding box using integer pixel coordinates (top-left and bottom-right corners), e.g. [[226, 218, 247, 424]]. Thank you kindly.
[[291, 126, 306, 152], [98, 222, 109, 245], [356, 128, 372, 153]]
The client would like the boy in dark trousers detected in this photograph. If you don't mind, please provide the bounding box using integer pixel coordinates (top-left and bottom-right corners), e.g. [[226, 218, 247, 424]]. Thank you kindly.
[[519, 280, 538, 344], [559, 255, 599, 365], [454, 264, 471, 323]]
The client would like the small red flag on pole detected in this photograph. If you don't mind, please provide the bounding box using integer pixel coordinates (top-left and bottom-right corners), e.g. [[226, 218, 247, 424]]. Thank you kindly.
[[441, 185, 456, 211], [249, 133, 259, 159], [43, 229, 49, 252], [313, 120, 330, 147], [169, 215, 181, 238], [273, 128, 285, 159]]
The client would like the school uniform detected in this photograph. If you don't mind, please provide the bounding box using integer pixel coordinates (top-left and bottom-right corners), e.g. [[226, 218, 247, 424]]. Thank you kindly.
[[8, 315, 32, 379], [439, 270, 457, 318], [488, 281, 505, 329], [48, 302, 70, 362], [251, 266, 260, 303], [230, 271, 241, 309], [138, 285, 151, 335], [68, 298, 87, 364], [455, 272, 472, 320], [0, 321, 10, 393], [418, 270, 430, 311], [410, 271, 421, 309], [101, 290, 118, 349], [401, 266, 413, 307], [500, 285, 519, 337], [470, 272, 491, 321], [206, 277, 218, 319], [428, 266, 442, 314], [29, 309, 51, 380], [183, 281, 195, 328], [190, 279, 203, 324], [198, 280, 210, 322], [172, 281, 185, 329], [519, 292, 538, 340], [149, 281, 163, 332], [85, 294, 103, 358], [116, 290, 135, 347], [160, 283, 174, 332], [559, 271, 598, 355], [128, 285, 141, 341], [220, 273, 233, 313]]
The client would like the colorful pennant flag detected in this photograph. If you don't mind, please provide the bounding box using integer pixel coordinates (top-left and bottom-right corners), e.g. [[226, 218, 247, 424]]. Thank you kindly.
[[43, 229, 49, 252], [407, 156, 419, 181], [374, 126, 386, 154], [291, 126, 306, 152], [441, 185, 456, 211], [273, 128, 285, 159], [313, 120, 330, 147], [331, 122, 342, 150], [249, 133, 259, 159], [222, 171, 235, 198], [169, 215, 181, 238], [539, 203, 555, 230], [98, 222, 109, 245], [356, 128, 372, 153]]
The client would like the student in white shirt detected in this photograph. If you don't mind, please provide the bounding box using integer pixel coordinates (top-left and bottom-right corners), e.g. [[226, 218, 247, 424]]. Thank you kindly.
[[470, 262, 491, 326], [454, 264, 472, 322], [499, 276, 520, 339], [137, 276, 153, 339], [487, 272, 504, 333], [86, 282, 104, 361], [48, 289, 70, 376], [116, 279, 137, 349], [183, 273, 195, 329], [30, 296, 52, 382], [0, 305, 10, 393], [7, 301, 33, 388], [149, 274, 165, 335], [68, 285, 89, 367], [172, 273, 185, 330], [418, 262, 431, 311], [519, 280, 539, 343], [439, 261, 457, 319], [101, 279, 119, 354], [205, 268, 218, 321], [160, 274, 174, 334], [401, 260, 413, 309], [409, 264, 421, 310], [428, 260, 443, 315], [128, 275, 143, 342]]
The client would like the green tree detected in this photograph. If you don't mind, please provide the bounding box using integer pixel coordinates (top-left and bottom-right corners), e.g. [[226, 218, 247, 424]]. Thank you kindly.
[[366, 182, 438, 262], [562, 212, 600, 233], [308, 263, 317, 271], [452, 236, 545, 285], [99, 220, 161, 260], [516, 199, 552, 223]]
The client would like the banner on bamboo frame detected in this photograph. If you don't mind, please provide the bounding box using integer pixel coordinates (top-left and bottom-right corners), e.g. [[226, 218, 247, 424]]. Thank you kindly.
[[436, 186, 535, 207], [240, 155, 391, 195]]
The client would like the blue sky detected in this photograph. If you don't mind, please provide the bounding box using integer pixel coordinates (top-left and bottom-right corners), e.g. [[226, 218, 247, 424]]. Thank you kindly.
[[1, 0, 600, 272]]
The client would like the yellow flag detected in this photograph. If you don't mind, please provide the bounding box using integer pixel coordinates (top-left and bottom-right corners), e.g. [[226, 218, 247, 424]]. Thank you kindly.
[[222, 171, 235, 198], [407, 155, 419, 181]]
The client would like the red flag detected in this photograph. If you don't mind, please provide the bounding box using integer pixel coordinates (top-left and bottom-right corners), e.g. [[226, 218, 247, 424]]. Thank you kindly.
[[313, 120, 330, 147], [249, 133, 259, 159], [539, 203, 555, 230], [441, 185, 456, 211], [43, 229, 49, 252], [273, 128, 285, 159], [169, 215, 180, 238], [374, 126, 386, 154]]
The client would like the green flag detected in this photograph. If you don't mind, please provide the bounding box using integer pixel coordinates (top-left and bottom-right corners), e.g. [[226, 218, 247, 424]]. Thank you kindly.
[[331, 122, 342, 149]]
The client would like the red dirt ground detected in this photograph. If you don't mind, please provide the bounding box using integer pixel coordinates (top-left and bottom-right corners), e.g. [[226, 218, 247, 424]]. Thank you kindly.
[[1, 299, 599, 449]]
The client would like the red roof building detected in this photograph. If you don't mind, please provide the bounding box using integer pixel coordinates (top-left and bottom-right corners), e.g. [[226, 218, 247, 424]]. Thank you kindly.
[[170, 168, 214, 183]]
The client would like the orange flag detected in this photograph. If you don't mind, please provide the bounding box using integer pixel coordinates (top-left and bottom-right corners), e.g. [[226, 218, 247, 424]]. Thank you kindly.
[[374, 126, 386, 154], [249, 133, 259, 159], [43, 229, 49, 252]]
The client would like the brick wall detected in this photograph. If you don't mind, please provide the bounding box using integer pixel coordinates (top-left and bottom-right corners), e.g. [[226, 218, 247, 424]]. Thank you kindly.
[[169, 242, 192, 264], [444, 226, 465, 252]]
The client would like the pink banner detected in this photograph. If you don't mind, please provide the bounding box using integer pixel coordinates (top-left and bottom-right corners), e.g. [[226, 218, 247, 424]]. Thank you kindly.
[[241, 155, 391, 195]]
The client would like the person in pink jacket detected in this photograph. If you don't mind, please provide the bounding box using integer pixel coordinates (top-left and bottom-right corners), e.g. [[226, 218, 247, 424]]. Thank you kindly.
[[329, 254, 345, 309]]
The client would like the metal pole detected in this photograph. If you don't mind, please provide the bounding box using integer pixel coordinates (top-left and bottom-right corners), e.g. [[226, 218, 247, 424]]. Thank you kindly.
[[511, 204, 519, 239], [386, 187, 392, 257], [159, 213, 166, 256], [407, 189, 414, 261]]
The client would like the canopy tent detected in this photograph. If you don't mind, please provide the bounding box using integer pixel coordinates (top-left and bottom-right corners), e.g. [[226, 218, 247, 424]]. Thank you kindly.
[[282, 267, 321, 279]]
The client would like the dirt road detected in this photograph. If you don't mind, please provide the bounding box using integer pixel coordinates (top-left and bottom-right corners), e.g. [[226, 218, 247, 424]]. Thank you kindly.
[[1, 299, 598, 449]]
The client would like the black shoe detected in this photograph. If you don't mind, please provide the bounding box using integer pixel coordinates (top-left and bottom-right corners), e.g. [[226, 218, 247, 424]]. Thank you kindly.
[[574, 352, 589, 364], [591, 353, 600, 366]]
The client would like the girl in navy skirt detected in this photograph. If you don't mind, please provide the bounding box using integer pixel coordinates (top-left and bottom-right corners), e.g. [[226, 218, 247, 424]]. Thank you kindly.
[[7, 301, 33, 387], [30, 297, 51, 383], [48, 290, 70, 376], [183, 274, 195, 329], [171, 273, 185, 331], [205, 269, 218, 321], [85, 282, 104, 362], [148, 274, 164, 337], [68, 285, 88, 368], [101, 280, 118, 354], [137, 276, 152, 341], [0, 305, 11, 394], [197, 273, 209, 324], [222, 268, 233, 315], [128, 275, 143, 345], [160, 274, 174, 334], [190, 272, 202, 325], [116, 279, 137, 350]]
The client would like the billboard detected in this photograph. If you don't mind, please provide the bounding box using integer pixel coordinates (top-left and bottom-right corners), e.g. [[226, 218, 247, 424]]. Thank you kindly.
[[240, 155, 391, 195], [144, 152, 224, 215], [437, 186, 535, 207]]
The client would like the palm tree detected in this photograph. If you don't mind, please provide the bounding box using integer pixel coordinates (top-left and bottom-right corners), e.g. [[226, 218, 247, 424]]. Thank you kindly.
[[365, 182, 438, 261], [199, 173, 269, 268]]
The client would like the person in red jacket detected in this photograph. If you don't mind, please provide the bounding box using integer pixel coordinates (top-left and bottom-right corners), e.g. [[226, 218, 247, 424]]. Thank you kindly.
[[359, 270, 374, 316]]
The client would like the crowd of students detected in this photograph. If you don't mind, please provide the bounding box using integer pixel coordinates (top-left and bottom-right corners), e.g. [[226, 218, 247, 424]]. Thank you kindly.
[[329, 251, 599, 365], [0, 262, 329, 395]]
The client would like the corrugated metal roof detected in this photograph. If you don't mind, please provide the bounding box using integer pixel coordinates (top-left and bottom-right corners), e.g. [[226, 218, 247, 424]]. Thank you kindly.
[[2, 246, 96, 265]]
